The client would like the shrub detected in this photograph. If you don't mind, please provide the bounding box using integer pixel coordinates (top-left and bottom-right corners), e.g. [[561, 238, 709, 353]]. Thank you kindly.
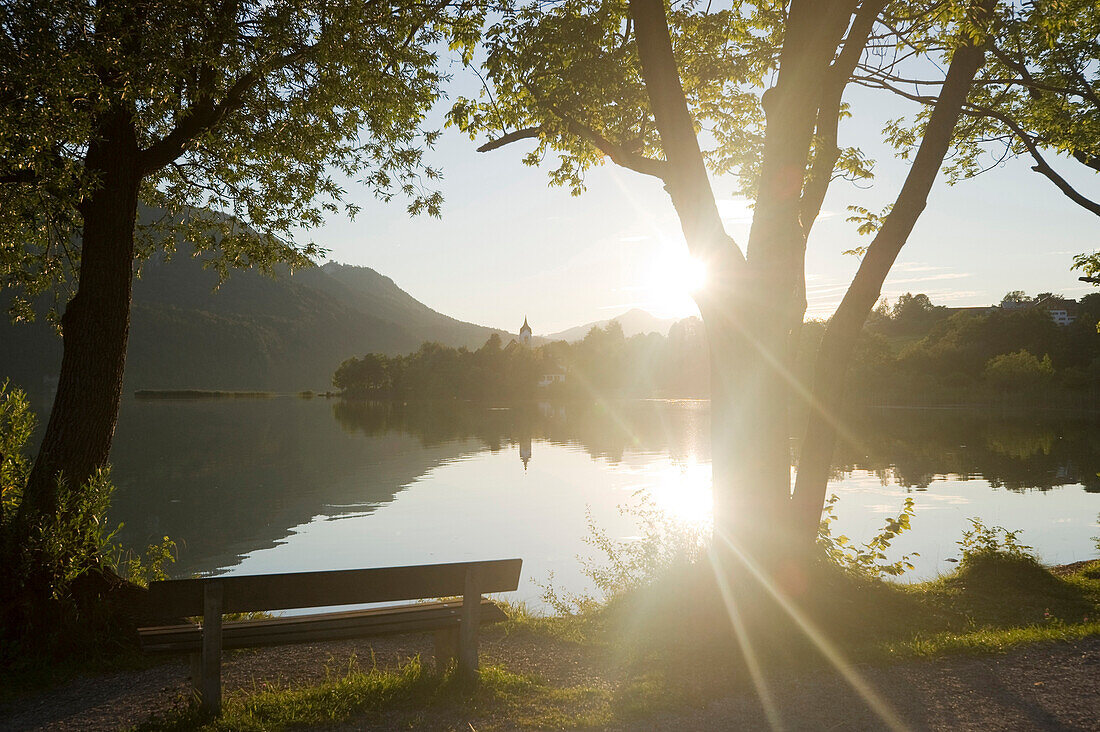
[[0, 382, 174, 659], [540, 491, 707, 614], [956, 518, 1035, 565], [983, 349, 1053, 390], [817, 494, 919, 578]]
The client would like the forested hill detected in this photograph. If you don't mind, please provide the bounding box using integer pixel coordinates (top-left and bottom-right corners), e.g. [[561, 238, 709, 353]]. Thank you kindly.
[[3, 255, 511, 393]]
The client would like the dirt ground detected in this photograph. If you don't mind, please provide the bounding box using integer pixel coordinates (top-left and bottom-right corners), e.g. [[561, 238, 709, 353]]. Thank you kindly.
[[3, 633, 1098, 731]]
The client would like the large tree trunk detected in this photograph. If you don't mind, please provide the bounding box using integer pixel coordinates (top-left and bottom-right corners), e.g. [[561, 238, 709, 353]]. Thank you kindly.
[[628, 0, 854, 566], [702, 2, 857, 566], [17, 109, 142, 525], [702, 294, 797, 567]]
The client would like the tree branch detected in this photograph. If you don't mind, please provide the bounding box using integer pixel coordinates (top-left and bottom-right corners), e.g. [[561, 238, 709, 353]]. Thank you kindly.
[[1071, 150, 1100, 174], [382, 0, 453, 76], [988, 45, 1041, 100], [476, 127, 543, 152], [549, 107, 669, 180], [629, 0, 742, 268], [800, 0, 886, 235], [140, 43, 320, 174], [859, 72, 1100, 209], [792, 0, 997, 539], [1023, 140, 1100, 217], [962, 103, 1100, 217]]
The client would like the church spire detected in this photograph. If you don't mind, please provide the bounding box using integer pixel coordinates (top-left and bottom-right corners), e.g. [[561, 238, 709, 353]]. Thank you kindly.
[[519, 315, 532, 346]]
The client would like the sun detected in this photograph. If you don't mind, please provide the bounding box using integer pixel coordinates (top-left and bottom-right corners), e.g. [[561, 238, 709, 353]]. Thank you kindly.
[[673, 255, 708, 293], [645, 248, 707, 318]]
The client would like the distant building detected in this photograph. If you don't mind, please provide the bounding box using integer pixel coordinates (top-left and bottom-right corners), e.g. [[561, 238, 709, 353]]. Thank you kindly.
[[1036, 295, 1078, 326], [997, 294, 1078, 326], [944, 305, 997, 317], [519, 316, 532, 346], [538, 371, 565, 388]]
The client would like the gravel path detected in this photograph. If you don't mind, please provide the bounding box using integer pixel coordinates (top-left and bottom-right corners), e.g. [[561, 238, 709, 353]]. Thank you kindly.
[[617, 638, 1100, 732], [2, 634, 1098, 731]]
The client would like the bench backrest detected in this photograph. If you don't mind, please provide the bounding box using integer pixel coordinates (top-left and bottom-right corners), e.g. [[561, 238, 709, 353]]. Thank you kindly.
[[144, 558, 522, 618]]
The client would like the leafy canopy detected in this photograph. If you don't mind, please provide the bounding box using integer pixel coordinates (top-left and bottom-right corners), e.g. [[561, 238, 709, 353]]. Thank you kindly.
[[447, 0, 781, 196], [1, 0, 477, 319], [449, 1, 1017, 209]]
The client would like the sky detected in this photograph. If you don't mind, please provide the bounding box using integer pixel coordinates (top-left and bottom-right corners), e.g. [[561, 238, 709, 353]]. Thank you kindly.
[[306, 64, 1100, 336]]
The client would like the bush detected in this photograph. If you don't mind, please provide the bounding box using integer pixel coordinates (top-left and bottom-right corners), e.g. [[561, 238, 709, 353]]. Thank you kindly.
[[540, 491, 707, 614], [956, 518, 1035, 565], [983, 349, 1053, 390], [817, 494, 919, 578], [0, 382, 174, 661]]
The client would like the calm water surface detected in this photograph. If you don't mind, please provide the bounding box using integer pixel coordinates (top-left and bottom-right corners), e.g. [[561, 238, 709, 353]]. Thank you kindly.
[[105, 398, 1100, 608]]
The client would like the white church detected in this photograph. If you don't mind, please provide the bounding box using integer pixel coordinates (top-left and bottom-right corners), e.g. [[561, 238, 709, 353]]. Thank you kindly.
[[519, 316, 532, 346], [516, 316, 565, 388]]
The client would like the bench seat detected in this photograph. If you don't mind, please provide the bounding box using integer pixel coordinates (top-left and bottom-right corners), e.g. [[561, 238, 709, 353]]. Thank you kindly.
[[138, 597, 505, 653]]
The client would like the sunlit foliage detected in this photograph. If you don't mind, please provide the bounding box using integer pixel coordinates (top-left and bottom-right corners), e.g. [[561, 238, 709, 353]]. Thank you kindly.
[[0, 0, 466, 319]]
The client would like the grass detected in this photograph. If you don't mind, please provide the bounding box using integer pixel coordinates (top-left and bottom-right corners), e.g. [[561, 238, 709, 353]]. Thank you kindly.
[[886, 620, 1100, 657], [133, 390, 277, 400], [130, 657, 612, 732]]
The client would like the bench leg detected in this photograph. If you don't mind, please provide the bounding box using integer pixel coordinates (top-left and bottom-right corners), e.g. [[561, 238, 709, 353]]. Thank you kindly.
[[434, 627, 458, 670], [189, 652, 202, 696], [200, 581, 224, 716], [458, 568, 481, 684]]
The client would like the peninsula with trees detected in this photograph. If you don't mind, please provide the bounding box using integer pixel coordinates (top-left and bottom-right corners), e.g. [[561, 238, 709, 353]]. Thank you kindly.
[[333, 290, 1100, 406]]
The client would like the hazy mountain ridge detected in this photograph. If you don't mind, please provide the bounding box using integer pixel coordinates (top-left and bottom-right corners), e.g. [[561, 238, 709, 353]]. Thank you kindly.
[[3, 250, 513, 392], [2, 204, 687, 391], [544, 308, 678, 342]]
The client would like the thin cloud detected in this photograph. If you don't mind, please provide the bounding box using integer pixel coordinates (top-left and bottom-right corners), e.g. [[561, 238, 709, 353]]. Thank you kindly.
[[890, 262, 948, 273], [907, 290, 983, 302], [807, 283, 852, 295], [887, 273, 971, 284]]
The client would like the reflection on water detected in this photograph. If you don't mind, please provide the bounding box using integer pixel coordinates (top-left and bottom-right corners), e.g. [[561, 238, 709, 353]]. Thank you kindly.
[[107, 399, 1100, 605]]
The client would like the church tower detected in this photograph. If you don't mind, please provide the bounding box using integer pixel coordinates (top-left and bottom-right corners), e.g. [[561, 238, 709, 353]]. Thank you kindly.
[[519, 316, 532, 346]]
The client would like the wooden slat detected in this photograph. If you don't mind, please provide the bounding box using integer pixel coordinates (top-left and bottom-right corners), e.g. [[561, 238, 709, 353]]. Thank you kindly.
[[139, 598, 506, 654], [143, 559, 522, 618], [458, 567, 481, 682], [200, 581, 223, 716]]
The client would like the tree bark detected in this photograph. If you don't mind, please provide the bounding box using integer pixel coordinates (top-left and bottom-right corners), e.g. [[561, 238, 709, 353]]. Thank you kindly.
[[18, 108, 142, 525]]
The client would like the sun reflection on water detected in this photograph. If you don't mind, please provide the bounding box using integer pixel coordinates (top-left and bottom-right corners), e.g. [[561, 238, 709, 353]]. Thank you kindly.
[[644, 457, 713, 530]]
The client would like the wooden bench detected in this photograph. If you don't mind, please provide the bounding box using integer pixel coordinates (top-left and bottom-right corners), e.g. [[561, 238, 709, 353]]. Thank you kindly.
[[138, 558, 522, 715]]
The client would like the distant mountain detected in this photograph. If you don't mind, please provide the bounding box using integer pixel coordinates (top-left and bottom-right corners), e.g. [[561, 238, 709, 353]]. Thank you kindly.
[[544, 308, 678, 343], [2, 252, 510, 393]]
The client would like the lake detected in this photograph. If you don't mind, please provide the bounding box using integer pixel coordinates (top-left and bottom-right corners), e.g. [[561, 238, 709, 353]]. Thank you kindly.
[[103, 397, 1100, 609]]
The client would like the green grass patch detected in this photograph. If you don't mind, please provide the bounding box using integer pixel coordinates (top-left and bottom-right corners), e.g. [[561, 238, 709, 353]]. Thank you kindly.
[[496, 599, 608, 646], [886, 620, 1100, 657], [134, 390, 276, 400], [131, 657, 611, 732]]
